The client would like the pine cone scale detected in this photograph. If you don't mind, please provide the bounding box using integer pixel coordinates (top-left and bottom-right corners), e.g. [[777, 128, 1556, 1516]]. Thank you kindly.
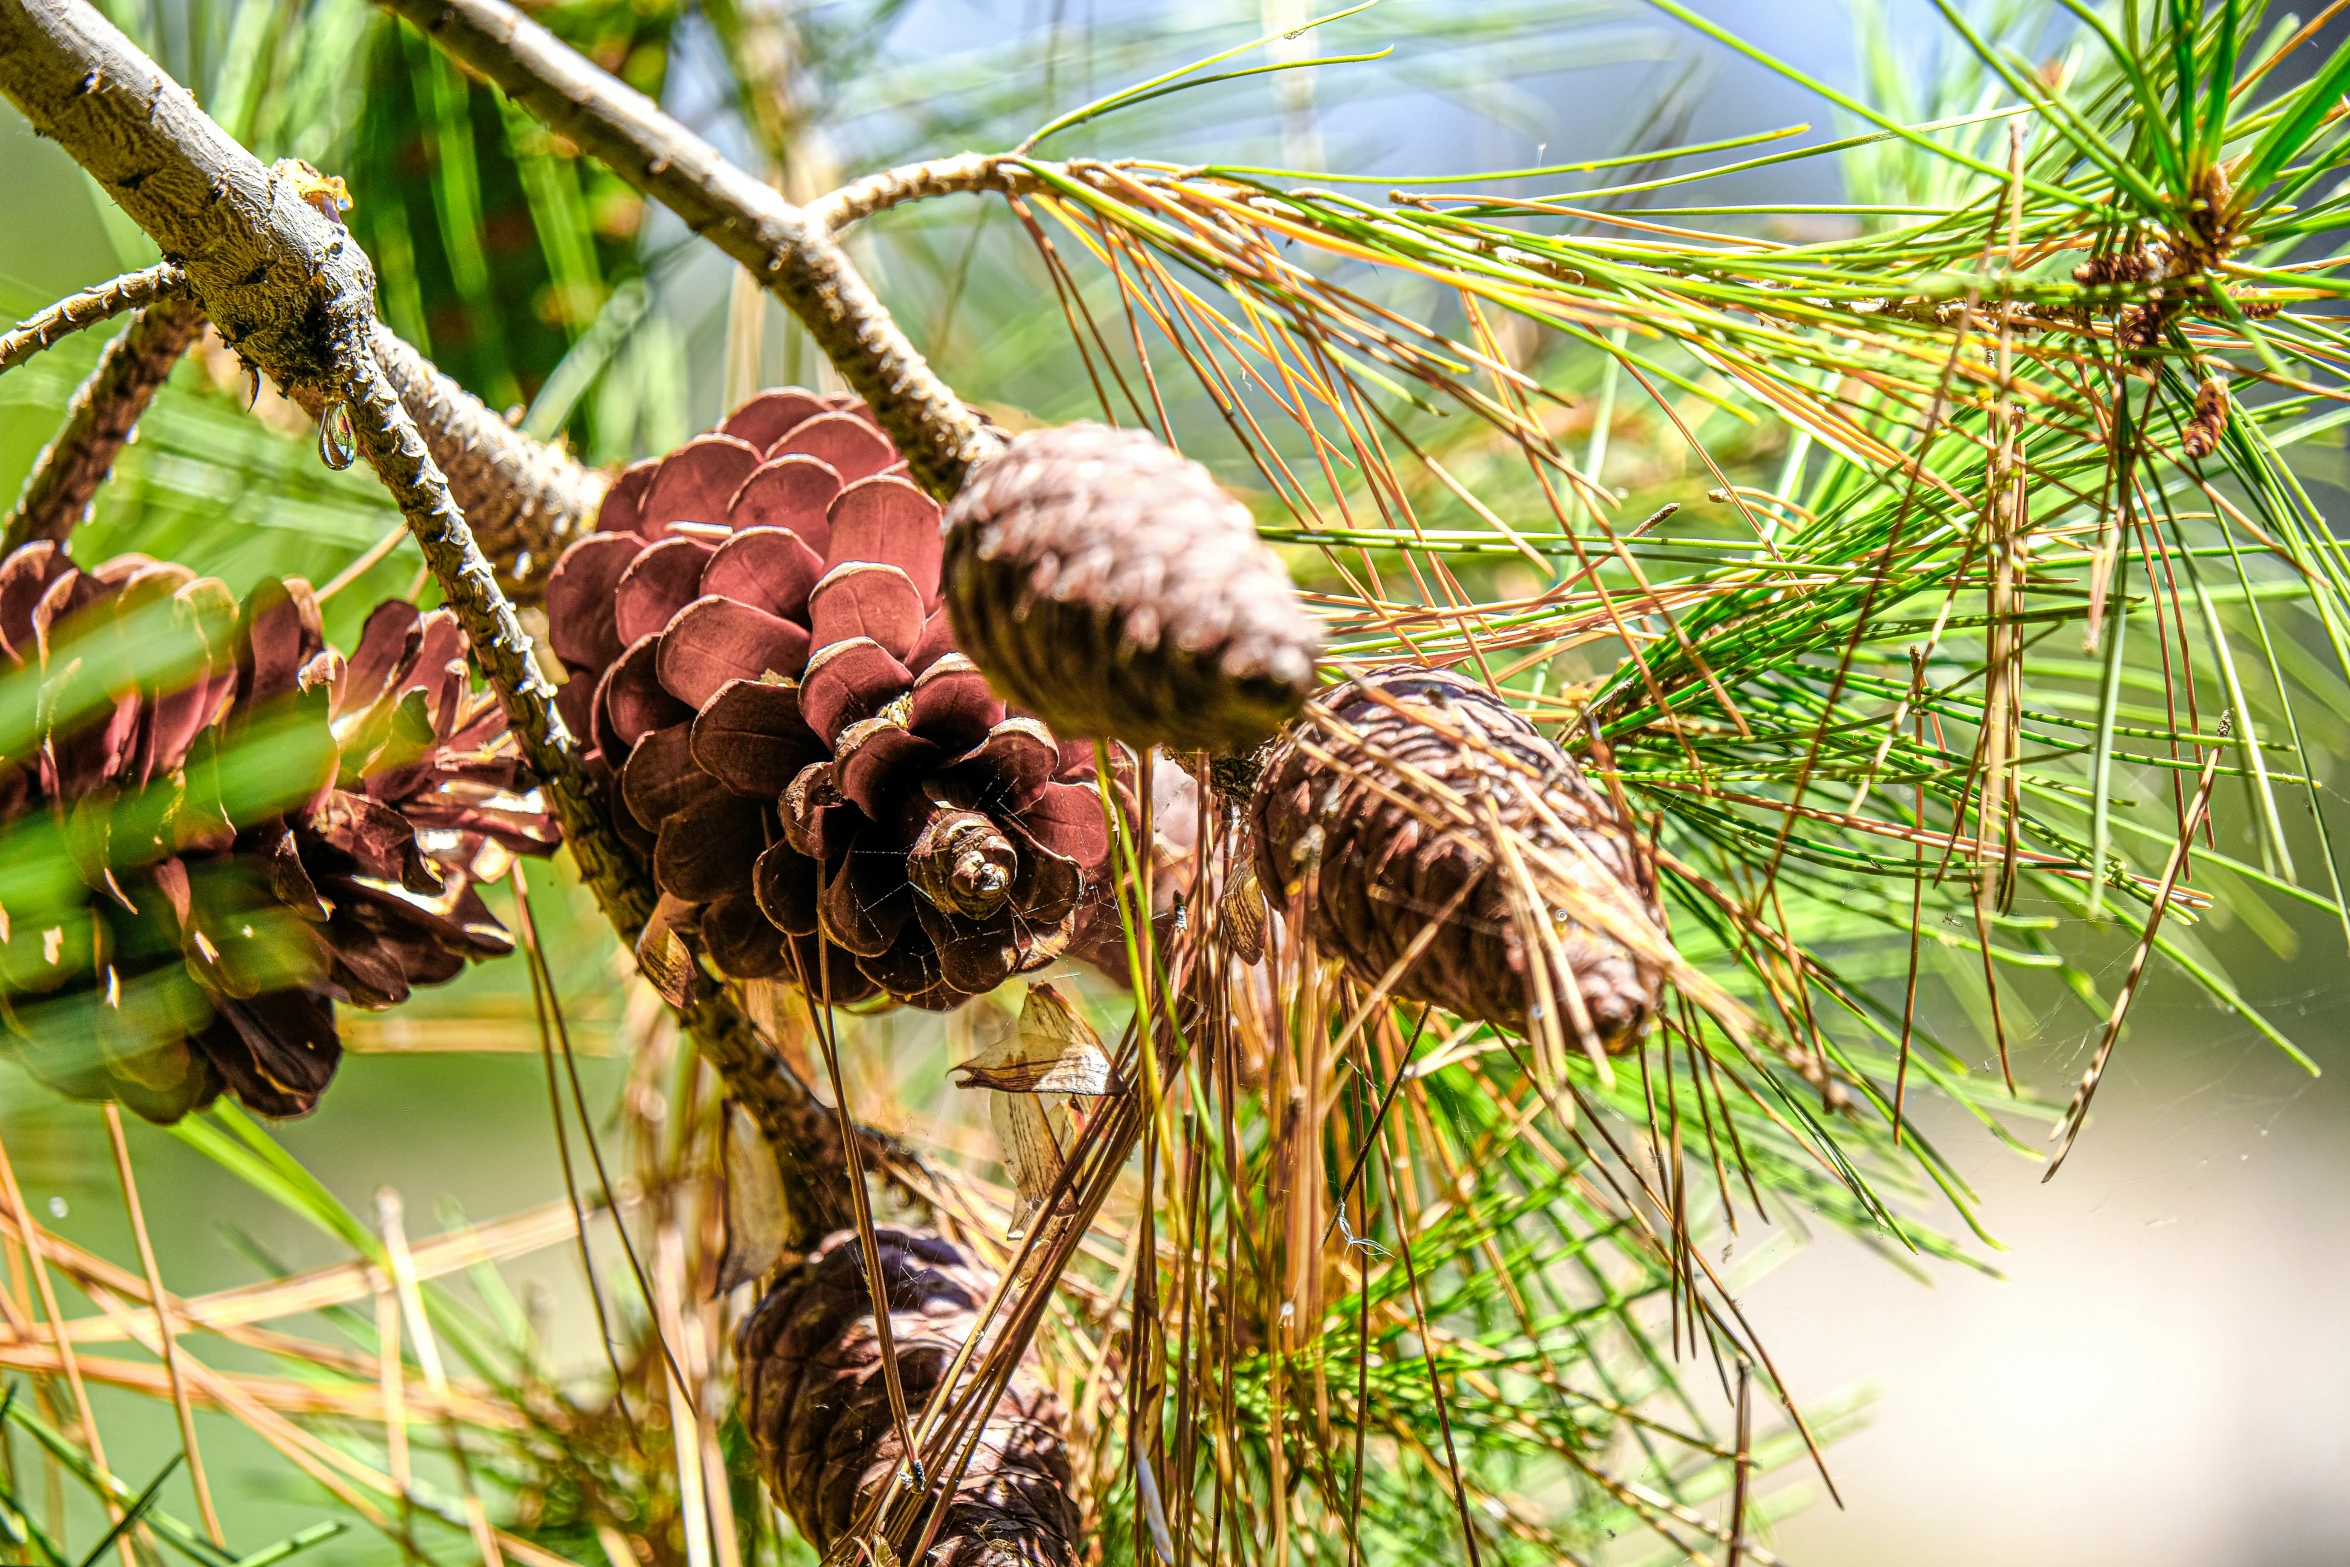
[[739, 1228, 1079, 1567], [542, 390, 1121, 1009]]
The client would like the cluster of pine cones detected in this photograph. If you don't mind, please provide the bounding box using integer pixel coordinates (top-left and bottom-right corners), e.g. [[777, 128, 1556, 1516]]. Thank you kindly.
[[0, 371, 1681, 1566], [544, 387, 1665, 1047], [545, 391, 1118, 1010], [0, 542, 555, 1121]]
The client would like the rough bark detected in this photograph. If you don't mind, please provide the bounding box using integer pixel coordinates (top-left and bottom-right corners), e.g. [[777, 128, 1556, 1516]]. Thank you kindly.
[[263, 325, 604, 598], [281, 325, 604, 596], [0, 0, 861, 1243], [367, 326, 605, 595], [0, 10, 599, 595], [804, 153, 1015, 235], [372, 0, 1004, 500], [0, 260, 185, 372], [3, 293, 207, 550]]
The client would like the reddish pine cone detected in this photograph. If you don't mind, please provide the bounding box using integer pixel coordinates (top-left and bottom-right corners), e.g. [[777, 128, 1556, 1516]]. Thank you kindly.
[[737, 1228, 1078, 1567], [0, 543, 555, 1121], [941, 423, 1319, 754], [543, 391, 1110, 1008], [1250, 665, 1662, 1049]]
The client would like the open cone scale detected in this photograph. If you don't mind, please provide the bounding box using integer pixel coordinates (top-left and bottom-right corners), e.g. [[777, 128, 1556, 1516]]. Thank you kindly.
[[545, 391, 1117, 1009], [0, 541, 555, 1119]]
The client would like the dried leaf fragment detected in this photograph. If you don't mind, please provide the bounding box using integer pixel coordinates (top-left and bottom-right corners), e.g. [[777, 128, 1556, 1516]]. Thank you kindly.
[[715, 1101, 795, 1294], [990, 1086, 1077, 1239], [955, 982, 1117, 1236], [634, 891, 699, 1007], [951, 980, 1115, 1094]]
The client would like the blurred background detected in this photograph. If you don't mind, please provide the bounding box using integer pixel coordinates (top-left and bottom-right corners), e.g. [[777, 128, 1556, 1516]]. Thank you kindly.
[[4, 2, 2348, 1564]]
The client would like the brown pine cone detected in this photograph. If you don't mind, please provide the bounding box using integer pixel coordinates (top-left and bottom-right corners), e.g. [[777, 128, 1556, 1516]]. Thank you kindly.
[[940, 423, 1318, 755], [2181, 377, 2228, 459], [0, 542, 556, 1121], [736, 1227, 1078, 1567], [543, 390, 1113, 1009], [1250, 665, 1662, 1049]]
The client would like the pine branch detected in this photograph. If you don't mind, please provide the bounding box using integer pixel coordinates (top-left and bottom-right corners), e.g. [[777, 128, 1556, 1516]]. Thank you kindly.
[[374, 0, 1004, 500], [804, 152, 1017, 234], [281, 325, 608, 596], [338, 348, 861, 1241], [0, 260, 185, 371], [0, 0, 877, 1246], [2, 291, 206, 550], [0, 61, 598, 591]]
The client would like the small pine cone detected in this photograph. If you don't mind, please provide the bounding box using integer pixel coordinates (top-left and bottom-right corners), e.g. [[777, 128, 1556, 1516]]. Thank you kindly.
[[737, 1228, 1078, 1567], [2072, 247, 2156, 287], [941, 423, 1319, 754], [2181, 377, 2228, 459], [1250, 665, 1662, 1049]]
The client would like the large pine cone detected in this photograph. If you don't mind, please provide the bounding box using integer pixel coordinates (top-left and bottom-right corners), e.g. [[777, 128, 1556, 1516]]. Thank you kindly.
[[544, 391, 1110, 1009], [1251, 665, 1662, 1048], [0, 543, 556, 1121], [941, 423, 1318, 754], [737, 1228, 1078, 1567]]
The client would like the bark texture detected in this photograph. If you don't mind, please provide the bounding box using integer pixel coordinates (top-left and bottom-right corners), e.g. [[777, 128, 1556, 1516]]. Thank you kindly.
[[941, 422, 1319, 753], [804, 153, 1015, 235], [373, 0, 1003, 501], [737, 1228, 1080, 1567], [1252, 665, 1663, 1047], [4, 294, 208, 551], [0, 1, 600, 595], [0, 261, 185, 372], [256, 326, 604, 601], [0, 0, 859, 1244], [364, 326, 605, 596], [0, 1, 372, 395]]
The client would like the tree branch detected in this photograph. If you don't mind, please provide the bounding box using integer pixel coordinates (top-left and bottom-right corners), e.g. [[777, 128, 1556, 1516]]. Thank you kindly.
[[368, 326, 604, 592], [281, 324, 608, 597], [0, 260, 186, 371], [374, 0, 1005, 500], [3, 291, 206, 550], [338, 346, 858, 1242], [0, 0, 873, 1247], [803, 152, 1016, 236]]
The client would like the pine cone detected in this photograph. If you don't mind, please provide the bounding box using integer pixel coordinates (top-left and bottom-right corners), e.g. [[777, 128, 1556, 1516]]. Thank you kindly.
[[940, 423, 1319, 754], [1250, 665, 1662, 1049], [0, 543, 556, 1121], [737, 1227, 1078, 1567], [544, 390, 1111, 1009]]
